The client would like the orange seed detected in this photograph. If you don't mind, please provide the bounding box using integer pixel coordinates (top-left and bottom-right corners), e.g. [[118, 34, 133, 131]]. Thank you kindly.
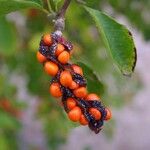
[[43, 34, 52, 46], [104, 108, 112, 121], [36, 51, 47, 63], [66, 98, 76, 110], [60, 71, 73, 87], [68, 106, 81, 122], [44, 61, 58, 76], [49, 83, 62, 98], [58, 51, 70, 64], [73, 87, 87, 98], [72, 64, 83, 76], [89, 108, 101, 120], [55, 44, 65, 56], [79, 114, 88, 125], [86, 93, 100, 101]]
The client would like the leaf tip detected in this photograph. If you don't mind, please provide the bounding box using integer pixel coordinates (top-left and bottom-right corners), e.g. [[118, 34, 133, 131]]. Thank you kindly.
[[132, 47, 137, 72], [122, 73, 132, 77]]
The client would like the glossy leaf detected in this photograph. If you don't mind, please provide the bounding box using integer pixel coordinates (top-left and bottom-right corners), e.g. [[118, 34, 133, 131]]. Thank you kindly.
[[0, 0, 44, 16], [84, 6, 137, 76]]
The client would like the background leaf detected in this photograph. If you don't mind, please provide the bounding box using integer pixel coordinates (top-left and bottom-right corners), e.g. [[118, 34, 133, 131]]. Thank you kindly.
[[0, 0, 44, 16], [77, 62, 104, 95], [0, 112, 20, 130], [84, 6, 136, 76], [0, 135, 9, 150], [53, 0, 62, 7], [50, 0, 63, 11], [29, 0, 43, 6], [0, 17, 17, 56]]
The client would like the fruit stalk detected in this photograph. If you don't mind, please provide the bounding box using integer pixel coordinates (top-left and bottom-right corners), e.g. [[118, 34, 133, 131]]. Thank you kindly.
[[54, 0, 72, 32]]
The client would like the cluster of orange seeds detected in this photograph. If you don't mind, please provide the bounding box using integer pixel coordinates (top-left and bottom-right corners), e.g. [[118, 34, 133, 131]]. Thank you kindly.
[[37, 32, 112, 133]]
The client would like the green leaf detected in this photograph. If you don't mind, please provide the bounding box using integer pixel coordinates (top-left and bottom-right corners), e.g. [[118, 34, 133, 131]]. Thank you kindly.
[[52, 0, 62, 11], [76, 0, 100, 9], [53, 0, 62, 5], [0, 135, 9, 150], [77, 62, 104, 95], [0, 17, 17, 56], [29, 0, 43, 6], [84, 6, 137, 76], [0, 112, 20, 130], [0, 0, 44, 16]]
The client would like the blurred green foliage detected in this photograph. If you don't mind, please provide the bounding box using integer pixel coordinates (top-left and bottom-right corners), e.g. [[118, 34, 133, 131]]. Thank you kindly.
[[0, 73, 22, 149], [0, 16, 17, 56], [0, 0, 148, 149]]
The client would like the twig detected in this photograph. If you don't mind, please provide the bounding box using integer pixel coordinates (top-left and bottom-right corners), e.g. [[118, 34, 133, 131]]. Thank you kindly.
[[54, 0, 72, 33], [57, 0, 72, 18]]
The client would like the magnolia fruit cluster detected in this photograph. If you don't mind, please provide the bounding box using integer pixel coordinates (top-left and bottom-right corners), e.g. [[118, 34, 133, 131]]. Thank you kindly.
[[37, 32, 112, 133]]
